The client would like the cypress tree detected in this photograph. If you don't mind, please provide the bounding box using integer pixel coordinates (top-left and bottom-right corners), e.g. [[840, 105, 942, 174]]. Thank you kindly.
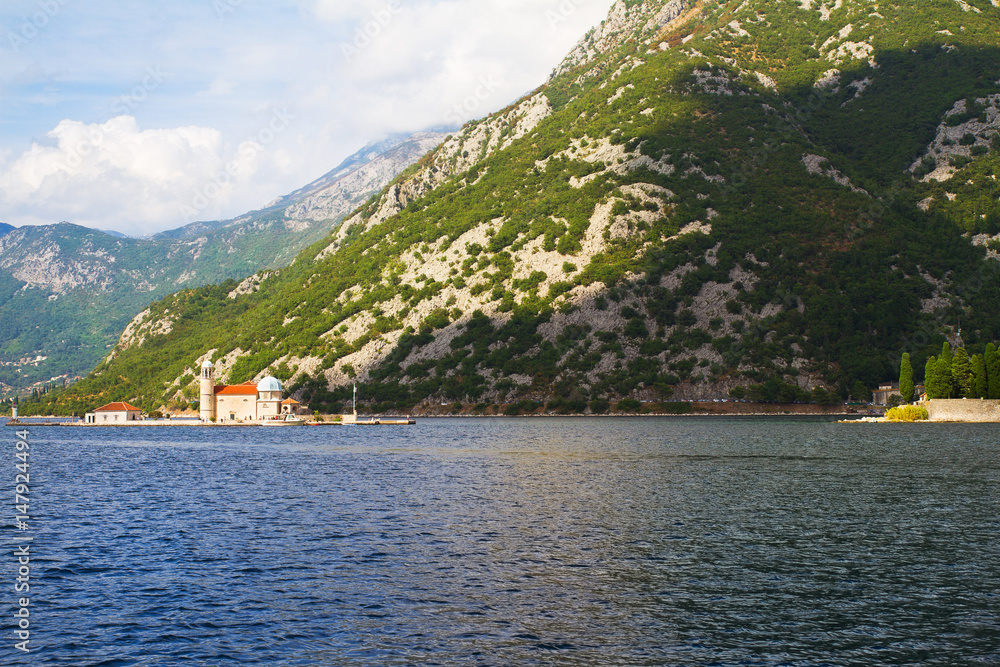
[[941, 342, 953, 369], [935, 354, 954, 398], [925, 356, 938, 398], [941, 343, 955, 396], [952, 347, 972, 398], [899, 353, 914, 403], [987, 343, 1000, 399], [971, 353, 987, 399]]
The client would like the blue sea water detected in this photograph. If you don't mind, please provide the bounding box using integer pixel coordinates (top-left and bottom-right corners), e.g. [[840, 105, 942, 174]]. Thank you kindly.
[[2, 417, 999, 665]]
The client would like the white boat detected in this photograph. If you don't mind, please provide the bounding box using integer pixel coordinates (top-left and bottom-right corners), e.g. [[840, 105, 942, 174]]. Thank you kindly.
[[261, 415, 306, 425]]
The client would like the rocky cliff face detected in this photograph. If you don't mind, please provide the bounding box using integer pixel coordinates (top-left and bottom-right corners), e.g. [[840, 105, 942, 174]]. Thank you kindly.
[[0, 224, 122, 293], [551, 0, 688, 79], [324, 97, 555, 254], [283, 133, 446, 225]]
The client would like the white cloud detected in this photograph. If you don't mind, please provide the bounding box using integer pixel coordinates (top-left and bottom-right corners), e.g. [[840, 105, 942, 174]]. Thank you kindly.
[[0, 116, 265, 236]]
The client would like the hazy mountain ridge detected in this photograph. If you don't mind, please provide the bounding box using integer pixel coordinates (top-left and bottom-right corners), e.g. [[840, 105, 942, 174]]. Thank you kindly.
[[283, 133, 447, 227], [26, 0, 1000, 415]]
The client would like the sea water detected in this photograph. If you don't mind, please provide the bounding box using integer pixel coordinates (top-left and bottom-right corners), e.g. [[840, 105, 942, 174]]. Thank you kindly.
[[3, 417, 998, 665]]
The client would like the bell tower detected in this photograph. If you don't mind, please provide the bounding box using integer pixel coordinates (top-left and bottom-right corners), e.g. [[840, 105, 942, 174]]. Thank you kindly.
[[200, 359, 216, 421]]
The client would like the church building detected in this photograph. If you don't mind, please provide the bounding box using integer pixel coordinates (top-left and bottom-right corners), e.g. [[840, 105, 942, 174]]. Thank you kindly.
[[199, 359, 292, 422]]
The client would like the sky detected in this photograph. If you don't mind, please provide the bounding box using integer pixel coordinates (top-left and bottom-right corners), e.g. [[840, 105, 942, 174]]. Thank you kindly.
[[0, 0, 615, 237]]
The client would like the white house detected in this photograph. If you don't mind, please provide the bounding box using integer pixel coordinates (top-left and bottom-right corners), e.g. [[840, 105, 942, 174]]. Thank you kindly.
[[85, 402, 143, 424]]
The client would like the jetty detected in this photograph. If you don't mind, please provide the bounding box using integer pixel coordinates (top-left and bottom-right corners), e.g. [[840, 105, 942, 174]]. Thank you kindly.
[[317, 384, 415, 425], [6, 418, 79, 427], [332, 414, 415, 426]]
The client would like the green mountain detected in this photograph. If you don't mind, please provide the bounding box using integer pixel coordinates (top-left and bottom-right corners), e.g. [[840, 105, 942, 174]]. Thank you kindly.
[[0, 132, 445, 396], [28, 0, 1000, 415]]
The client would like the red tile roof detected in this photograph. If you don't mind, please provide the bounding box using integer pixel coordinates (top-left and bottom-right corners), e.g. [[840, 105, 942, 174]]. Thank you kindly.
[[95, 402, 142, 412], [281, 398, 300, 405], [214, 382, 259, 396]]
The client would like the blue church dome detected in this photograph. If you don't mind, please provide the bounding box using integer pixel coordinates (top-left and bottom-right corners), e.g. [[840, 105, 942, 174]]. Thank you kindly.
[[257, 376, 283, 392]]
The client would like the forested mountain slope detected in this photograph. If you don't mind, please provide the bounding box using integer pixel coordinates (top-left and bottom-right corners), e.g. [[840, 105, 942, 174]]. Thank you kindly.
[[30, 0, 1000, 415]]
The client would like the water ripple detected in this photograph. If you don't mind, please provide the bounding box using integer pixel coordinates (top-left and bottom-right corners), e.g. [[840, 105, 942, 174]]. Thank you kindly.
[[4, 418, 998, 665]]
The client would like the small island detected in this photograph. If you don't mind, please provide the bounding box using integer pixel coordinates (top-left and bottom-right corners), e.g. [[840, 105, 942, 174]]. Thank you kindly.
[[53, 359, 413, 426]]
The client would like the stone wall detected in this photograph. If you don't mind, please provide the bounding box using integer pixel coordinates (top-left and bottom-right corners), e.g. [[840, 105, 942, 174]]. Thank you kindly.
[[922, 399, 1000, 422]]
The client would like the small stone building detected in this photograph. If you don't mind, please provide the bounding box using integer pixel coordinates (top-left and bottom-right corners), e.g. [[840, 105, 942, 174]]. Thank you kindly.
[[873, 382, 925, 405], [872, 383, 899, 406], [86, 402, 143, 424]]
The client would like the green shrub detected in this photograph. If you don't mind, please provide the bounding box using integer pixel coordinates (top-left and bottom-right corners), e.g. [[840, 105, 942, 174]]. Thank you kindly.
[[885, 405, 929, 422], [589, 398, 610, 414], [913, 156, 937, 178], [504, 399, 540, 415], [548, 281, 573, 298], [616, 398, 641, 412]]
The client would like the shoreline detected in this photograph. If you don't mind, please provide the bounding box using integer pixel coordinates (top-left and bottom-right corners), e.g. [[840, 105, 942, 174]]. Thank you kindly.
[[3, 402, 868, 425], [4, 410, 862, 427], [14, 414, 998, 425]]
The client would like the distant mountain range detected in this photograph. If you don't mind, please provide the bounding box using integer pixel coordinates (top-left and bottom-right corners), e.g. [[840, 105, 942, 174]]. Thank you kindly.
[[0, 131, 445, 395]]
